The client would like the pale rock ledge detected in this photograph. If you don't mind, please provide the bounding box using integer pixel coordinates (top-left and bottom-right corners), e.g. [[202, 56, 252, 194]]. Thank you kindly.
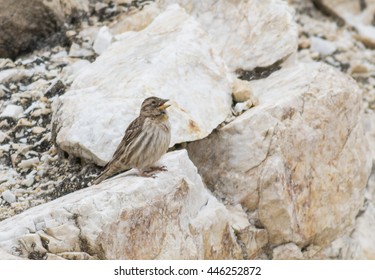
[[0, 150, 258, 260], [187, 62, 372, 248]]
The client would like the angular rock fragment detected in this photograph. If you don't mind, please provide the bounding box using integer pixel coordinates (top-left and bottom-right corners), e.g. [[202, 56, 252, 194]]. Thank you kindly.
[[187, 62, 372, 247]]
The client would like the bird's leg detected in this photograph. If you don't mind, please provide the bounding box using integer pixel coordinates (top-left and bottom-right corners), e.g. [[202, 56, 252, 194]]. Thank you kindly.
[[138, 169, 157, 178], [146, 165, 168, 172]]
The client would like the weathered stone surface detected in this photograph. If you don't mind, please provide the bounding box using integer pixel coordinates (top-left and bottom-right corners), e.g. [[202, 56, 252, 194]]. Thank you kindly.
[[310, 36, 337, 56], [0, 105, 24, 119], [112, 0, 298, 71], [0, 69, 36, 84], [161, 0, 298, 70], [0, 150, 244, 260], [325, 167, 375, 260], [111, 2, 162, 34], [0, 248, 21, 260], [272, 243, 304, 260], [187, 62, 372, 248], [52, 5, 232, 165], [0, 0, 89, 59], [312, 0, 375, 48], [93, 26, 113, 55]]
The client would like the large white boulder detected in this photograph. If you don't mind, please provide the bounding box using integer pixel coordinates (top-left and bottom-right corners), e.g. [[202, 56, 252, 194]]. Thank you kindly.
[[158, 0, 298, 71], [0, 150, 246, 260], [111, 0, 298, 71], [187, 62, 372, 247], [52, 5, 233, 165]]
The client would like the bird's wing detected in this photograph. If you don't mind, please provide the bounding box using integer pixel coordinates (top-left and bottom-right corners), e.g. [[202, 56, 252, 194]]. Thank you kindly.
[[103, 116, 146, 169]]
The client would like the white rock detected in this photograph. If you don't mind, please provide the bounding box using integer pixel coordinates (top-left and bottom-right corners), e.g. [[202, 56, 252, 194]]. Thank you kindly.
[[52, 5, 233, 165], [78, 25, 101, 45], [0, 150, 243, 260], [162, 0, 298, 70], [31, 127, 46, 134], [17, 118, 33, 127], [0, 144, 10, 153], [111, 2, 161, 34], [18, 157, 40, 169], [93, 26, 113, 55], [24, 101, 46, 115], [123, 0, 299, 71], [273, 243, 304, 260], [310, 36, 337, 56], [1, 190, 16, 204], [0, 248, 21, 260], [234, 102, 250, 115], [232, 79, 253, 103], [325, 168, 375, 260], [61, 59, 91, 84], [346, 202, 375, 259], [23, 171, 36, 188], [363, 112, 375, 162], [68, 43, 94, 58], [50, 50, 69, 63], [114, 0, 298, 71], [0, 168, 19, 189], [187, 62, 372, 248], [22, 177, 34, 188], [0, 131, 9, 143], [315, 0, 375, 48], [0, 104, 24, 119], [0, 69, 35, 84]]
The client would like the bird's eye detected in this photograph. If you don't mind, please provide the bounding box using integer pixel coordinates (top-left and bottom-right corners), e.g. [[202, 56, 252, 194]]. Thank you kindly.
[[152, 100, 157, 105]]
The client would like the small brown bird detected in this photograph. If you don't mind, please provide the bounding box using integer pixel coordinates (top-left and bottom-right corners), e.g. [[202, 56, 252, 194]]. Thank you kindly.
[[93, 96, 171, 184]]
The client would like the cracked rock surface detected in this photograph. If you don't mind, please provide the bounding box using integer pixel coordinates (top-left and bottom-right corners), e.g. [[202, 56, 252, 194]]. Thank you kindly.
[[187, 61, 372, 250], [0, 151, 251, 260]]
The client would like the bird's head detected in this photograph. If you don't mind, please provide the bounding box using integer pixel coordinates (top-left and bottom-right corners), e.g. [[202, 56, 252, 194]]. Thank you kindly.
[[140, 96, 171, 118]]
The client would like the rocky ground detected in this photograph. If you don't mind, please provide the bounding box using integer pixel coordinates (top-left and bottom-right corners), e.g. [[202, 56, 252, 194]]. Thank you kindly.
[[0, 1, 138, 220], [0, 0, 374, 259]]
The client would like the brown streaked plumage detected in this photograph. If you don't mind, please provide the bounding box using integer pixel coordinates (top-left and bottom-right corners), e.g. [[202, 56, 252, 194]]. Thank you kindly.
[[93, 96, 171, 185]]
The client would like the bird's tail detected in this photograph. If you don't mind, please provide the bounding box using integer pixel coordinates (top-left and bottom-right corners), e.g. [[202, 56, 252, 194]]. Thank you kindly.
[[92, 174, 106, 185], [92, 171, 109, 185], [92, 163, 131, 185]]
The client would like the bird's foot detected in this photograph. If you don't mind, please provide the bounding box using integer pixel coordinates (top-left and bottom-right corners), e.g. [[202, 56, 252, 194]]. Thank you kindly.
[[138, 166, 167, 178], [138, 170, 157, 178], [147, 165, 168, 172]]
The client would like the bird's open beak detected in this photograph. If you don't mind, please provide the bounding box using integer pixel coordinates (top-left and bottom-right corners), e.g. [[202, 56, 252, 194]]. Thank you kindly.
[[159, 99, 171, 110]]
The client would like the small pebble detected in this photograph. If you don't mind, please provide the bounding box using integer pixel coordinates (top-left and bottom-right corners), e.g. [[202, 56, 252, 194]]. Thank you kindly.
[[93, 26, 113, 55], [69, 43, 94, 58], [0, 87, 5, 98], [0, 104, 24, 119], [0, 131, 9, 143], [1, 190, 17, 204], [31, 108, 51, 117], [18, 157, 40, 169], [0, 144, 10, 152], [299, 37, 310, 49], [232, 79, 253, 103], [32, 127, 46, 134], [310, 36, 337, 56], [17, 118, 33, 127], [66, 30, 77, 38], [351, 64, 368, 75]]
